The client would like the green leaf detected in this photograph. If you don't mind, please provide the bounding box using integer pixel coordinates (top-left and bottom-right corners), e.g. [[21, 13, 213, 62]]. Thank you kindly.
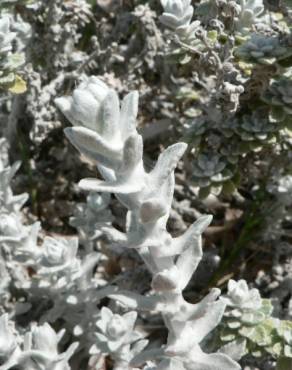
[[222, 180, 236, 195], [269, 106, 286, 123], [198, 186, 211, 199], [207, 30, 218, 43], [8, 75, 27, 94]]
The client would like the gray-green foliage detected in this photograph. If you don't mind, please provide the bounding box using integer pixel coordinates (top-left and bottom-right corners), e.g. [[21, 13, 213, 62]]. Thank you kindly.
[[186, 102, 289, 197], [190, 153, 233, 196], [262, 77, 292, 117], [159, 0, 292, 197], [217, 280, 292, 367], [235, 34, 292, 65]]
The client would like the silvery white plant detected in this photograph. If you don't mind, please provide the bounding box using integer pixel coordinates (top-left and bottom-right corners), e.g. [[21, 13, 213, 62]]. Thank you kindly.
[[269, 175, 292, 207], [16, 226, 120, 366], [234, 0, 265, 32], [224, 279, 262, 310], [34, 236, 80, 277], [0, 214, 39, 267], [0, 139, 36, 313], [19, 324, 77, 370], [70, 192, 113, 253], [0, 257, 10, 304], [0, 139, 113, 364], [3, 11, 32, 52], [56, 76, 241, 370], [0, 139, 28, 213], [0, 313, 19, 369], [159, 0, 201, 40], [17, 230, 113, 334], [90, 307, 148, 370], [0, 164, 28, 214], [0, 315, 78, 370], [0, 138, 34, 279], [0, 139, 9, 169], [0, 15, 15, 54]]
